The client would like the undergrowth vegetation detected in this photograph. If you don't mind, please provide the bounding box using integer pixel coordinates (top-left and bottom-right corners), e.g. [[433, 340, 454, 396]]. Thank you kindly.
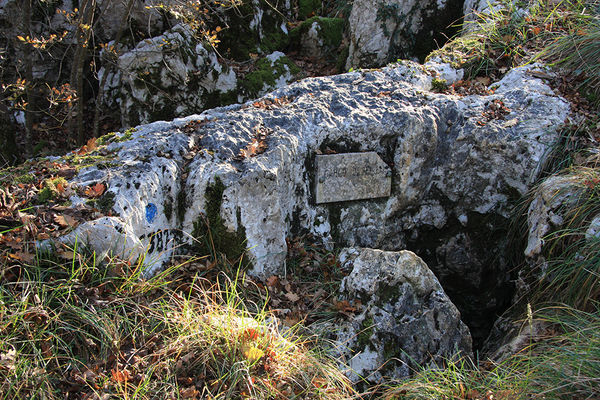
[[1, 0, 600, 399], [0, 249, 355, 399]]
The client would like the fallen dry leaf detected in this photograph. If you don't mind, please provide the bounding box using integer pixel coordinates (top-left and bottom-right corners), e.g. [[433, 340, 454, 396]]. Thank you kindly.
[[85, 183, 106, 198], [12, 252, 36, 263], [284, 292, 300, 302], [0, 349, 16, 372], [86, 137, 98, 152], [266, 275, 280, 289], [335, 300, 357, 313], [111, 368, 131, 383], [180, 386, 200, 399], [54, 214, 78, 228], [476, 76, 491, 86]]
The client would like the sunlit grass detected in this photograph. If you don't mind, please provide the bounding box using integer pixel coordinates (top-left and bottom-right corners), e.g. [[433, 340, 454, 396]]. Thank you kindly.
[[0, 248, 355, 399]]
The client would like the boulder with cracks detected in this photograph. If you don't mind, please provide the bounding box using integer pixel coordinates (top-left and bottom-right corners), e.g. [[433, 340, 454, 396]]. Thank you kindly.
[[47, 61, 569, 347], [335, 248, 472, 383]]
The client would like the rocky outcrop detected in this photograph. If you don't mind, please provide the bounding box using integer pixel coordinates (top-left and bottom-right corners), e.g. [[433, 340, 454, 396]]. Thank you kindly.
[[336, 248, 472, 383], [524, 175, 583, 259], [99, 24, 237, 127], [346, 0, 464, 69], [47, 61, 569, 345]]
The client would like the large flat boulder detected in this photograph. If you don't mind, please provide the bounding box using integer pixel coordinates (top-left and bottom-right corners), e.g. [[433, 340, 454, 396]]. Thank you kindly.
[[48, 61, 568, 343]]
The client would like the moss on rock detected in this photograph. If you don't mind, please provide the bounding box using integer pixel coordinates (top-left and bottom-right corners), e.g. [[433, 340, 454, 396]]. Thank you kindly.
[[241, 54, 301, 98], [218, 0, 290, 61], [87, 191, 116, 214], [193, 177, 248, 263], [289, 16, 344, 62], [37, 177, 68, 204], [298, 0, 322, 19]]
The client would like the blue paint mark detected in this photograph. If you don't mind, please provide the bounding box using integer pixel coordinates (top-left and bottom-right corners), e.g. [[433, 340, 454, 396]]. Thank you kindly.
[[146, 203, 157, 224]]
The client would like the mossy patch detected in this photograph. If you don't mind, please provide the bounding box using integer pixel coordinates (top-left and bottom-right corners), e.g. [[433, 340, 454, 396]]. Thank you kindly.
[[289, 17, 344, 62], [241, 55, 301, 98], [192, 177, 248, 263], [14, 173, 36, 184], [37, 177, 68, 204], [426, 34, 491, 78], [431, 78, 449, 93], [357, 315, 374, 350], [380, 283, 401, 304], [63, 153, 118, 172], [97, 128, 136, 146], [86, 191, 116, 214], [298, 0, 322, 19]]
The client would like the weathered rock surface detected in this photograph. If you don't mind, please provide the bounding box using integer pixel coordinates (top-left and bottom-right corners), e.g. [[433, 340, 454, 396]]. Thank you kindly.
[[346, 0, 464, 69], [49, 61, 569, 345], [336, 248, 472, 383], [524, 175, 582, 258], [100, 24, 237, 127]]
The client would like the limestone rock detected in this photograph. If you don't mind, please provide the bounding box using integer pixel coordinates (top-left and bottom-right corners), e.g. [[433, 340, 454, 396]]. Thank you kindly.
[[48, 61, 569, 343], [336, 248, 472, 383], [99, 24, 237, 127], [346, 0, 464, 69], [524, 175, 581, 258]]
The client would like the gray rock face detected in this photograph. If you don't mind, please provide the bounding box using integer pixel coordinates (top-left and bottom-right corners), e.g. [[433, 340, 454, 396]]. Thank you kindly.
[[99, 24, 237, 127], [524, 175, 581, 258], [49, 61, 568, 344], [336, 248, 472, 383], [346, 0, 464, 69]]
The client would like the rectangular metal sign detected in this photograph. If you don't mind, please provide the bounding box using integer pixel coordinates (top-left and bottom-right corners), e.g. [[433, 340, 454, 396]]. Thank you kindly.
[[315, 152, 391, 204]]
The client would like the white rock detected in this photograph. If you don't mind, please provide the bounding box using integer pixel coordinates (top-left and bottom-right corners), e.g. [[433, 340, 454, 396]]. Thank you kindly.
[[336, 248, 472, 382], [346, 0, 465, 69], [47, 62, 569, 321], [100, 24, 237, 127]]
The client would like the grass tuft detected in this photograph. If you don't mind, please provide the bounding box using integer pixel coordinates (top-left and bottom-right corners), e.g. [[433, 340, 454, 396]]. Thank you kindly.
[[0, 248, 355, 399]]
